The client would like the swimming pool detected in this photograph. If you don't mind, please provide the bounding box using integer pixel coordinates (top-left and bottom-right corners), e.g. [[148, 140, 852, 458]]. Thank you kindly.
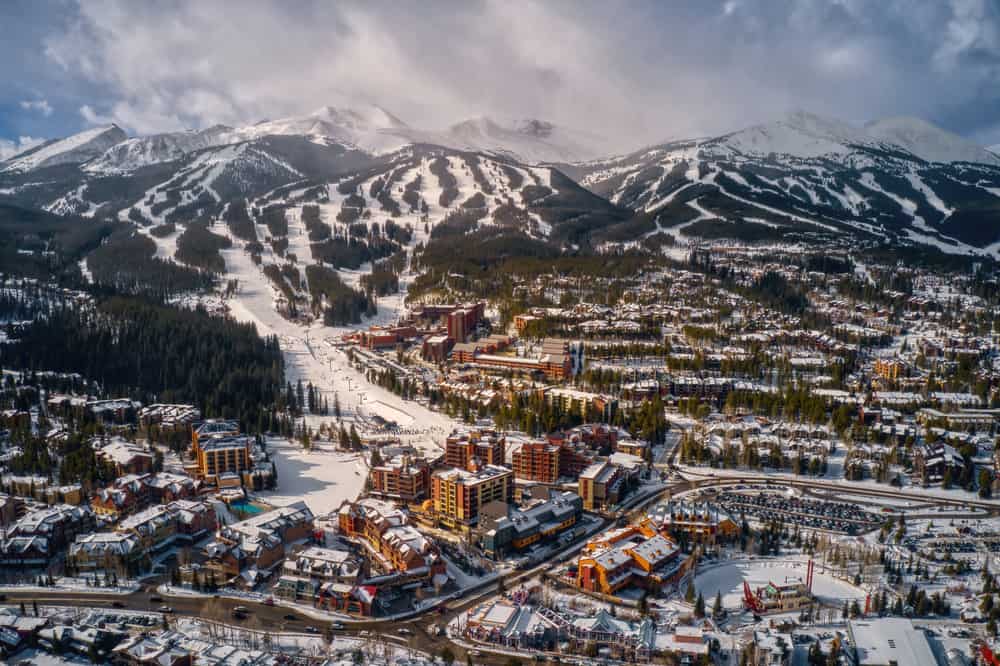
[[229, 500, 266, 515]]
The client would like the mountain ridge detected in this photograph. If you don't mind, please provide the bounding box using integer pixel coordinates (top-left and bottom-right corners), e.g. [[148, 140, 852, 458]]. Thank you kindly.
[[2, 107, 999, 259]]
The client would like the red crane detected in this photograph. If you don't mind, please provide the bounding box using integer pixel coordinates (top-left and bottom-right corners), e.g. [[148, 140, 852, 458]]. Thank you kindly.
[[743, 581, 765, 614]]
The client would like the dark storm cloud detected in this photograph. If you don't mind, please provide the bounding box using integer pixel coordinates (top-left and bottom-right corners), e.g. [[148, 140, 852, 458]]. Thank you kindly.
[[2, 0, 999, 149]]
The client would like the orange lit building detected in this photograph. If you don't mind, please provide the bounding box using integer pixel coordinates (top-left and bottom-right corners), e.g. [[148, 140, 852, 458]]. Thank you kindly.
[[191, 435, 252, 484], [431, 465, 513, 528], [575, 523, 694, 596], [874, 358, 905, 381]]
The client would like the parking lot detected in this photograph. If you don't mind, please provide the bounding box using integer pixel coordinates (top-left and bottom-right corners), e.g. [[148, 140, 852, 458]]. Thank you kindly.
[[717, 490, 882, 534]]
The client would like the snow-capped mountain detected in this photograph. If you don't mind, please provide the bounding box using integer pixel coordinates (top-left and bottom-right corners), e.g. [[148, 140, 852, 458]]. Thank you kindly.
[[1, 125, 127, 173], [233, 105, 412, 154], [85, 105, 413, 174], [3, 107, 1000, 258], [571, 110, 1000, 256], [708, 110, 881, 160], [865, 116, 1000, 166], [85, 125, 235, 174], [442, 116, 615, 163]]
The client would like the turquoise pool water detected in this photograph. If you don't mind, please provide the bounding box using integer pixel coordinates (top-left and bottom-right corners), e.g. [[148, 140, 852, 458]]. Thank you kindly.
[[230, 500, 266, 515]]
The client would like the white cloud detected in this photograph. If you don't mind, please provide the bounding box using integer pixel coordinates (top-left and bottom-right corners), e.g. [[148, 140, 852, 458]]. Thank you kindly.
[[79, 104, 111, 125], [0, 136, 45, 160], [36, 1, 1000, 147], [19, 99, 53, 117]]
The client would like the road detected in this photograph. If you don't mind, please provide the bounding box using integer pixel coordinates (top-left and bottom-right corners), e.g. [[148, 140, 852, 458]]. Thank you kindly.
[[7, 467, 989, 663]]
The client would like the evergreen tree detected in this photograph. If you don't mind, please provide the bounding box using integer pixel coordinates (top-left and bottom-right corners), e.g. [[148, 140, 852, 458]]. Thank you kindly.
[[694, 591, 705, 618]]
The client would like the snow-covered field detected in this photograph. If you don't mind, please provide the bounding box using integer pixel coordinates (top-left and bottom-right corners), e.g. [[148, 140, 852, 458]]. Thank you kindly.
[[694, 558, 865, 610], [259, 438, 367, 515]]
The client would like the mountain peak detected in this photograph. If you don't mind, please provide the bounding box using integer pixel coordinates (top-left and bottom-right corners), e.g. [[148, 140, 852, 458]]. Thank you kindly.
[[2, 124, 127, 173], [714, 110, 870, 159], [444, 116, 612, 163], [865, 116, 1000, 165], [308, 104, 408, 130]]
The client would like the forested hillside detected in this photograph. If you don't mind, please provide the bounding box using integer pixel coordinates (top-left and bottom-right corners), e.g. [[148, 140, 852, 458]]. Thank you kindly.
[[1, 297, 285, 430]]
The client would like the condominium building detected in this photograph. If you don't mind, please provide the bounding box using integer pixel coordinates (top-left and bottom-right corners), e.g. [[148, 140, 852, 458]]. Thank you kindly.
[[431, 465, 513, 527], [578, 460, 626, 511], [191, 435, 252, 483], [369, 455, 431, 502], [444, 428, 506, 470], [337, 497, 445, 579], [511, 440, 562, 483], [68, 532, 143, 574], [203, 502, 314, 580]]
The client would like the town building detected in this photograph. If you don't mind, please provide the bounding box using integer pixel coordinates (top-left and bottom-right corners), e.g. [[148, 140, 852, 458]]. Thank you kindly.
[[94, 439, 154, 477], [845, 618, 937, 666], [368, 455, 431, 502], [912, 442, 965, 485], [431, 464, 513, 527], [575, 524, 693, 596], [444, 428, 506, 470], [421, 334, 452, 363], [272, 545, 374, 614], [480, 491, 583, 558], [578, 460, 628, 511], [202, 502, 314, 583], [68, 532, 143, 574], [644, 501, 739, 545], [137, 403, 201, 431], [511, 440, 562, 483], [190, 434, 253, 484], [337, 498, 446, 583], [544, 388, 616, 421]]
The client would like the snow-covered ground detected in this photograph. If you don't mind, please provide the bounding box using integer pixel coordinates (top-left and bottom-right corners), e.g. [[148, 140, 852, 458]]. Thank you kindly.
[[0, 577, 140, 595], [174, 616, 328, 653], [259, 438, 367, 515], [219, 221, 459, 459], [694, 557, 865, 610]]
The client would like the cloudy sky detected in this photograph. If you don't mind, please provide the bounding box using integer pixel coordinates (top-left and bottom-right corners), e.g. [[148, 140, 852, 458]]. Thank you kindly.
[[2, 0, 1000, 158]]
